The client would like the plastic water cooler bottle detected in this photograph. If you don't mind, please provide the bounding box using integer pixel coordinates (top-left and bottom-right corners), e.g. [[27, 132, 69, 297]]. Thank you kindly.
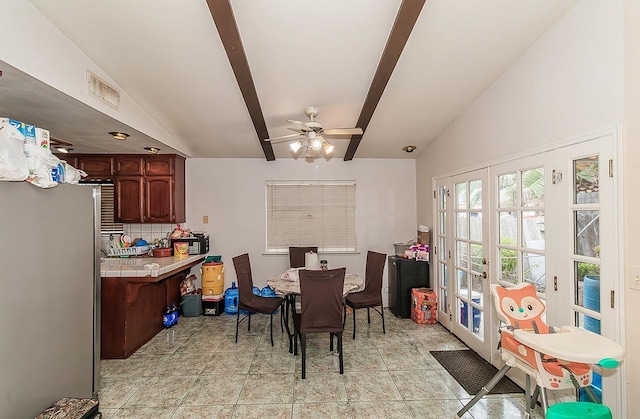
[[224, 282, 239, 315]]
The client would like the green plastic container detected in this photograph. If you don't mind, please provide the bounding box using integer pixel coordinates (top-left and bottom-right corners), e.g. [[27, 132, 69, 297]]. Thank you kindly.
[[546, 402, 611, 419], [181, 294, 202, 317]]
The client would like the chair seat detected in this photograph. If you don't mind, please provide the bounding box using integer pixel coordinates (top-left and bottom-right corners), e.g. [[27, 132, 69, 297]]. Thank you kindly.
[[345, 292, 381, 308], [239, 295, 283, 313]]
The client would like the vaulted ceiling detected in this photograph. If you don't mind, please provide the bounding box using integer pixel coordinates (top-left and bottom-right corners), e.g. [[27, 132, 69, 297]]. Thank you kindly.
[[3, 0, 579, 160]]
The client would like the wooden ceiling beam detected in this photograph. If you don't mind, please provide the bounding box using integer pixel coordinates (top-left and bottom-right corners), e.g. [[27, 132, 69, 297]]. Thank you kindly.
[[206, 0, 275, 161], [344, 0, 426, 161]]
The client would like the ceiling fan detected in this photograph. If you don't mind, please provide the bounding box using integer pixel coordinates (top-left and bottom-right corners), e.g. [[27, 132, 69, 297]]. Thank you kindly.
[[265, 106, 363, 158]]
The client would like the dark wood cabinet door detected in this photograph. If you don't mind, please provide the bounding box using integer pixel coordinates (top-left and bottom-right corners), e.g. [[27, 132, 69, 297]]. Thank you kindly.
[[76, 156, 113, 178], [115, 156, 144, 176], [145, 176, 174, 223], [115, 176, 144, 222], [145, 156, 174, 176]]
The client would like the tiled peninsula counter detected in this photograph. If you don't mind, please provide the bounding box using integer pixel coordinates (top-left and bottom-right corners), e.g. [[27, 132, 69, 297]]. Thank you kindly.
[[100, 255, 205, 359]]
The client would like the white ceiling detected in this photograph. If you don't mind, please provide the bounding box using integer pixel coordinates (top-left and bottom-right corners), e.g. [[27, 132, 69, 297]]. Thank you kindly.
[[8, 0, 578, 159]]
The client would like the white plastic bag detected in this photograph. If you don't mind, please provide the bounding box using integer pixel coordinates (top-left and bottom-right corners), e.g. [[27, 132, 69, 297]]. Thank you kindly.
[[0, 122, 29, 181], [24, 143, 60, 188], [62, 161, 87, 184]]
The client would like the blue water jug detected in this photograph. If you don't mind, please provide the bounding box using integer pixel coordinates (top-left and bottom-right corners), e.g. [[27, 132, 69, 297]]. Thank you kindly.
[[224, 282, 239, 315], [260, 286, 279, 314]]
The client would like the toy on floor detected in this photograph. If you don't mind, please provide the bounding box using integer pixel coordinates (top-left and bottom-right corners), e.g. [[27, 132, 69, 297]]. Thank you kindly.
[[457, 283, 624, 418]]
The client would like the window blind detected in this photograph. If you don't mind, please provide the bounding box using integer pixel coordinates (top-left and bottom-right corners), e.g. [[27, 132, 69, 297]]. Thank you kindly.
[[266, 180, 356, 252], [100, 185, 123, 235]]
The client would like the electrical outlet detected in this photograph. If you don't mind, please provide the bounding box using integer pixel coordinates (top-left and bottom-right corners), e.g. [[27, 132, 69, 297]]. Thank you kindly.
[[203, 215, 209, 224], [629, 265, 640, 291]]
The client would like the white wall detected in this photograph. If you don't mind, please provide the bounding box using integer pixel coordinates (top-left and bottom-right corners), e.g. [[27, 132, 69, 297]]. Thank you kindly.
[[185, 158, 417, 306], [417, 0, 622, 220], [416, 0, 632, 414]]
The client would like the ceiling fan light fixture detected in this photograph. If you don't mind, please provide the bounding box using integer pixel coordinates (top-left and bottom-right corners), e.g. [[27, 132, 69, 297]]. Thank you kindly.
[[322, 141, 334, 155], [289, 140, 302, 153], [109, 131, 129, 141], [304, 146, 315, 158], [310, 137, 323, 151]]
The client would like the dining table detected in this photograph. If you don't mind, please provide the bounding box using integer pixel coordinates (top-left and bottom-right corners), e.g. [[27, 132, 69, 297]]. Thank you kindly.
[[267, 269, 364, 353]]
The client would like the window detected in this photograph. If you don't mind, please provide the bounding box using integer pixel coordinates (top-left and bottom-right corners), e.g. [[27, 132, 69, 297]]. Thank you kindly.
[[266, 180, 356, 253]]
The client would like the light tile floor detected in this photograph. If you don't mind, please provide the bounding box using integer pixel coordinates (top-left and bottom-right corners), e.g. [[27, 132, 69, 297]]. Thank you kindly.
[[98, 309, 544, 418]]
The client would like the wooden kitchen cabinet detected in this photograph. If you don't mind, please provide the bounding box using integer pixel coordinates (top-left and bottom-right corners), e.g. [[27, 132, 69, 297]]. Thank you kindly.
[[113, 154, 185, 223], [145, 156, 174, 176], [114, 156, 144, 176], [145, 176, 174, 223], [75, 155, 113, 180], [114, 176, 144, 223]]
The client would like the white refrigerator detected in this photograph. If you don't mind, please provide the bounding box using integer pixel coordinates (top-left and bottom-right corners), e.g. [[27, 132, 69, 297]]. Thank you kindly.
[[0, 182, 100, 418]]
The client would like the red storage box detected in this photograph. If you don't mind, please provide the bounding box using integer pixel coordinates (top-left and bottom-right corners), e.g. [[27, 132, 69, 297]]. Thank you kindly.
[[411, 287, 437, 324]]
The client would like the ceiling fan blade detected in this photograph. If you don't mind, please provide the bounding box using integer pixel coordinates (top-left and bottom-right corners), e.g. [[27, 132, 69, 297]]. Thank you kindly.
[[323, 127, 363, 136], [286, 119, 308, 130], [265, 133, 305, 144]]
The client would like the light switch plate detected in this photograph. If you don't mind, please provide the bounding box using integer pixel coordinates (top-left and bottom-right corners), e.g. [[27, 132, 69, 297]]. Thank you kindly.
[[629, 265, 640, 291], [203, 215, 209, 224]]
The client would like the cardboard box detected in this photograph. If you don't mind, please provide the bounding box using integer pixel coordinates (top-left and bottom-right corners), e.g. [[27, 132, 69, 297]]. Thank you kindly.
[[410, 287, 437, 324], [417, 230, 430, 246], [36, 128, 50, 148], [6, 118, 35, 144]]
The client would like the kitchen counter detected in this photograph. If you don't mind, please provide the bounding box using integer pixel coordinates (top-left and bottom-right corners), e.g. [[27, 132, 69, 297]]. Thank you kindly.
[[100, 254, 206, 359], [100, 254, 205, 278]]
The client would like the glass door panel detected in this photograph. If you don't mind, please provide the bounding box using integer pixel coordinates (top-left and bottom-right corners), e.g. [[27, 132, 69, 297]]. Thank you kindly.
[[451, 169, 490, 359], [551, 135, 618, 410], [434, 179, 451, 329]]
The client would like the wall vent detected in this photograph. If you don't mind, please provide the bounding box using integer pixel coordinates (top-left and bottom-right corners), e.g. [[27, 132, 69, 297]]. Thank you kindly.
[[86, 70, 120, 110]]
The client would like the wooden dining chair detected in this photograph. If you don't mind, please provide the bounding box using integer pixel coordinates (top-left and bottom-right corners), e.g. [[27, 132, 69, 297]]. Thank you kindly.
[[343, 251, 387, 339], [293, 267, 346, 379], [288, 246, 318, 268], [232, 253, 284, 346]]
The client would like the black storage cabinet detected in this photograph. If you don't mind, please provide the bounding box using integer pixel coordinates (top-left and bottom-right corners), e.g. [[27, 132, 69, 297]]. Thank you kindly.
[[388, 256, 429, 318]]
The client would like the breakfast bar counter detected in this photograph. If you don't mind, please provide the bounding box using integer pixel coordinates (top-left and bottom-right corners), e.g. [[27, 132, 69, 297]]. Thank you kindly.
[[100, 254, 205, 279], [100, 254, 206, 359]]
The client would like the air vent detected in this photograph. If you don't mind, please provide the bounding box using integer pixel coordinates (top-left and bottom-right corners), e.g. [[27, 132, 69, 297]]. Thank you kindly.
[[86, 70, 120, 109]]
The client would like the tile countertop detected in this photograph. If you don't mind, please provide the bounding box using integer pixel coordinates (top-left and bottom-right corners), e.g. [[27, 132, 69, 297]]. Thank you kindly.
[[101, 254, 205, 278]]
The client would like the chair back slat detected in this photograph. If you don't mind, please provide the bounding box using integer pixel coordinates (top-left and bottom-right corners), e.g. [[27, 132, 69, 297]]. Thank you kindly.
[[299, 267, 346, 334], [289, 246, 318, 268]]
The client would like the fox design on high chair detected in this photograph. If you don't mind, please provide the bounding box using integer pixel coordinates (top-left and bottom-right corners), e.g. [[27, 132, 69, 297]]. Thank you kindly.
[[495, 284, 591, 388]]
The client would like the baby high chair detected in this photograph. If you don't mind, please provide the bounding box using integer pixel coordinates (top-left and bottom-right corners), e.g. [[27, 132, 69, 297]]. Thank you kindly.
[[457, 283, 624, 419]]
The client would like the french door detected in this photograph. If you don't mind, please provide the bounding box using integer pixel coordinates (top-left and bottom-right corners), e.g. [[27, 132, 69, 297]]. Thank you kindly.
[[449, 169, 491, 359], [434, 178, 451, 330], [549, 136, 620, 412], [433, 132, 622, 414]]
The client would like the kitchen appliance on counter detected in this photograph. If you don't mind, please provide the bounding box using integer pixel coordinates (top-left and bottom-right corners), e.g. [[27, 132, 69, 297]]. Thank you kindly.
[[171, 232, 209, 255]]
